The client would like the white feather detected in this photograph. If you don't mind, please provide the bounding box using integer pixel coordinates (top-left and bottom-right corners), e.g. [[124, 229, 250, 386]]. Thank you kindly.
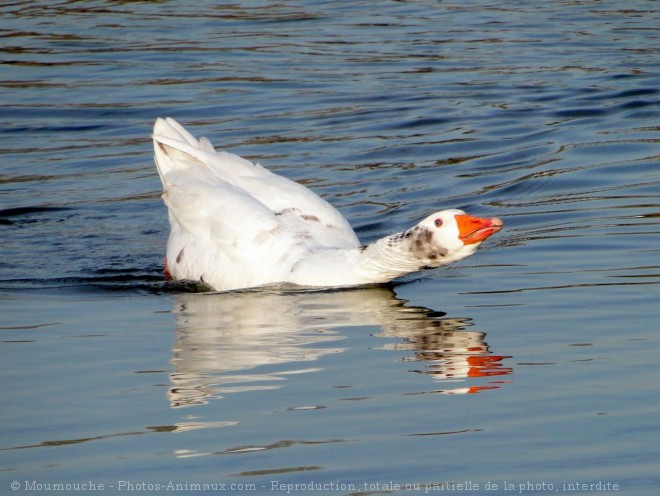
[[153, 118, 501, 291]]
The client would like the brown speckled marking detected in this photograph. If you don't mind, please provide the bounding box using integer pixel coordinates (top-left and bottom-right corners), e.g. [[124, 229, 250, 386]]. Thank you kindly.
[[176, 247, 185, 264], [275, 207, 297, 216], [407, 227, 448, 260], [275, 208, 320, 222], [388, 227, 414, 247]]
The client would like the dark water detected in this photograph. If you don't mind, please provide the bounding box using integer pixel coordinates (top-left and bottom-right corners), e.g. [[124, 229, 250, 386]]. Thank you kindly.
[[1, 1, 659, 494]]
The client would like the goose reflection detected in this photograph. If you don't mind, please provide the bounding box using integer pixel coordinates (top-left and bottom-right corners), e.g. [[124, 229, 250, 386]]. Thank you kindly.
[[168, 287, 511, 408]]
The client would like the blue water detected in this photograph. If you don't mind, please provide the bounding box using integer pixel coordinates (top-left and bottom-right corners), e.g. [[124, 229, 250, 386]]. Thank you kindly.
[[1, 1, 659, 495]]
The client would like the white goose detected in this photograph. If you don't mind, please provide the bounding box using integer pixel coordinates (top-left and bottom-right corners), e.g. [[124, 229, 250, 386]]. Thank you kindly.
[[153, 118, 502, 292]]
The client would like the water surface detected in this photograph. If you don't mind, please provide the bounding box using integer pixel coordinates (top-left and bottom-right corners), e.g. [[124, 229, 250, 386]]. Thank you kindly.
[[1, 1, 659, 494]]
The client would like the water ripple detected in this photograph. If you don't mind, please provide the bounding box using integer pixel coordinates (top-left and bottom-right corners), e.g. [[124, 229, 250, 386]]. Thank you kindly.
[[1, 1, 659, 491]]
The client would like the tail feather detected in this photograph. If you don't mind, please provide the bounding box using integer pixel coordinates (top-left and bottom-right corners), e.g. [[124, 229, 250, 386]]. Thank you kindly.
[[153, 117, 269, 189], [153, 118, 212, 186], [155, 117, 198, 146]]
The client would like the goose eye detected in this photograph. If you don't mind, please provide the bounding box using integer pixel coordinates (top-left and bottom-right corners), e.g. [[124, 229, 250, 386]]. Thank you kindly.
[[434, 218, 443, 228]]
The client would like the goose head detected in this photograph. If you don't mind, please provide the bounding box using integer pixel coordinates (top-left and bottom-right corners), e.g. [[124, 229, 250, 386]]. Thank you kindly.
[[397, 209, 503, 267]]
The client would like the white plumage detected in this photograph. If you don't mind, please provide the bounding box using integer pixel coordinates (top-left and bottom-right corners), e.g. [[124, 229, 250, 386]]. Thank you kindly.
[[153, 118, 502, 291]]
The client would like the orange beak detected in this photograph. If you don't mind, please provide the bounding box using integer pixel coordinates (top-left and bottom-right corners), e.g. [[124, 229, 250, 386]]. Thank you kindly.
[[455, 214, 503, 245]]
